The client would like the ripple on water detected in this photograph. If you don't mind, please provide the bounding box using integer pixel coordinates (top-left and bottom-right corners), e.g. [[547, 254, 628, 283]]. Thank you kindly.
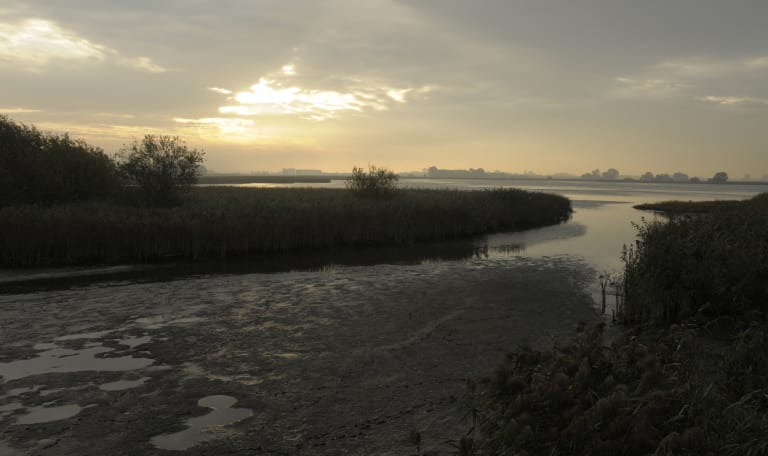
[[151, 395, 253, 451]]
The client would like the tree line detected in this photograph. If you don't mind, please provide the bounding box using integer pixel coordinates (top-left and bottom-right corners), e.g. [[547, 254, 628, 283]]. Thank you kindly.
[[0, 116, 204, 207], [581, 168, 730, 183]]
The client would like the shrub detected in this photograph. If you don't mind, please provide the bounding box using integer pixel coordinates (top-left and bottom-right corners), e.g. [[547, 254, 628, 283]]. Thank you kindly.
[[116, 135, 204, 206], [345, 165, 399, 199]]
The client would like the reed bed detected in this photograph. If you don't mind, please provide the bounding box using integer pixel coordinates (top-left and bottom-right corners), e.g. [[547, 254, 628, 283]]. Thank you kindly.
[[0, 187, 570, 267], [622, 192, 768, 324]]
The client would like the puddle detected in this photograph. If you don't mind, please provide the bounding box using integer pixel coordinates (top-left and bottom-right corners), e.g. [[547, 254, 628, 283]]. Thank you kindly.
[[117, 335, 152, 349], [150, 395, 253, 451], [0, 402, 24, 412], [0, 345, 153, 382], [99, 377, 150, 391], [15, 404, 82, 424], [55, 330, 114, 341]]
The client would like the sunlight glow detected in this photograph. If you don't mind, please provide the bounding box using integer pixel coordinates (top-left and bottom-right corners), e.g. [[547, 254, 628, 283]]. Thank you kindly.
[[281, 64, 296, 76], [214, 66, 433, 122], [208, 87, 233, 95], [174, 117, 256, 136], [0, 17, 166, 73], [0, 18, 106, 69]]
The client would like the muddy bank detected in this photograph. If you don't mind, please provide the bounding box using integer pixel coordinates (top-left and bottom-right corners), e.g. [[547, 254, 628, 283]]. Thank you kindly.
[[0, 256, 600, 455]]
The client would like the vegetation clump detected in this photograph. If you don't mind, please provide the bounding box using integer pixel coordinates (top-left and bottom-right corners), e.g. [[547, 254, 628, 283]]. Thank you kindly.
[[463, 322, 768, 456], [116, 135, 205, 206], [345, 164, 399, 199]]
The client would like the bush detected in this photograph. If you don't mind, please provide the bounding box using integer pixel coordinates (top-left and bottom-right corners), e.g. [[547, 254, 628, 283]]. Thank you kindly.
[[345, 165, 399, 199], [0, 115, 118, 206], [116, 135, 204, 206]]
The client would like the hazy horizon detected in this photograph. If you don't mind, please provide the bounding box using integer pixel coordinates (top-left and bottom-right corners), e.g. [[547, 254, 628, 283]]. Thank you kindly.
[[2, 1, 767, 177]]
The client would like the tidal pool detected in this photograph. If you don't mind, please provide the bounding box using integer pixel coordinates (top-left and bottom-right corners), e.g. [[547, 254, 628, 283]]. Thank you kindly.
[[150, 395, 253, 451]]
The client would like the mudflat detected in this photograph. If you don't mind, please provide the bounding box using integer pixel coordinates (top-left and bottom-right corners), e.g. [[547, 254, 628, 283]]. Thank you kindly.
[[0, 256, 599, 455]]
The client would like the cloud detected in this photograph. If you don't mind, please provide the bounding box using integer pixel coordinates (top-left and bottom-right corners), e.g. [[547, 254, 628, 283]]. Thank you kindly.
[[208, 87, 232, 95], [174, 117, 256, 137], [699, 95, 768, 107], [612, 54, 768, 104], [610, 77, 688, 99], [1, 107, 42, 113], [124, 56, 167, 74], [214, 64, 434, 122], [0, 18, 106, 69], [656, 55, 768, 78], [0, 17, 165, 72]]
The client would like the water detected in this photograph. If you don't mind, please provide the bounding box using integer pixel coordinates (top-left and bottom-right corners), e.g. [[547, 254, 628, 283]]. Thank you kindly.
[[150, 395, 253, 450]]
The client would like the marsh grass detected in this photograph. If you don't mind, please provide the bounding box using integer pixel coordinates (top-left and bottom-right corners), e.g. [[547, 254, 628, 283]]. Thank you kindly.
[[0, 186, 570, 267], [621, 193, 768, 324], [463, 323, 768, 456]]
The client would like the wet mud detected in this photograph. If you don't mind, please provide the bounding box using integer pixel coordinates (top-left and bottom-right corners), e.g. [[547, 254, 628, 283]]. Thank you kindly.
[[0, 256, 599, 455]]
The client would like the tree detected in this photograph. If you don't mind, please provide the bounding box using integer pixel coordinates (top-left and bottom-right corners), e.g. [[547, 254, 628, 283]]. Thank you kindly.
[[672, 172, 689, 182], [345, 165, 399, 199], [709, 171, 728, 184], [640, 172, 654, 181], [602, 168, 620, 180], [0, 115, 118, 206], [117, 135, 204, 206]]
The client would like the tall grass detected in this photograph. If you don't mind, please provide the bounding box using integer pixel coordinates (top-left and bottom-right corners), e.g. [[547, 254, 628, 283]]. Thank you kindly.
[[462, 323, 768, 456], [621, 193, 768, 324], [0, 187, 570, 267]]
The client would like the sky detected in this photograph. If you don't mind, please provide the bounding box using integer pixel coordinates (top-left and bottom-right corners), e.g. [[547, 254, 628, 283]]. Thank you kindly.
[[1, 1, 767, 177]]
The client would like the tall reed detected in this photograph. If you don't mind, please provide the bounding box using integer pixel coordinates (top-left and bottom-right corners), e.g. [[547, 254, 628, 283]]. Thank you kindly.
[[0, 187, 571, 267]]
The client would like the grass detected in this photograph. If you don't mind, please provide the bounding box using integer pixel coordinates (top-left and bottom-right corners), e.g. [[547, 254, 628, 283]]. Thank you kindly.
[[0, 186, 571, 267], [461, 322, 768, 456], [622, 193, 768, 325]]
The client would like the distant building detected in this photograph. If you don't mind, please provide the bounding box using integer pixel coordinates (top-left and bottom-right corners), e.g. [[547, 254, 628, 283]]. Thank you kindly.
[[282, 168, 323, 175], [426, 166, 486, 178]]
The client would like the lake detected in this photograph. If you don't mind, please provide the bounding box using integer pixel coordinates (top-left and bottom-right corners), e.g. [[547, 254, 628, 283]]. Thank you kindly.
[[1, 179, 766, 455]]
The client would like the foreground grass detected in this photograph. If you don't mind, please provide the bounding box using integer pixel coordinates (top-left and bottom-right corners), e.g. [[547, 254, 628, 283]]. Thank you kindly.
[[462, 322, 768, 456], [0, 187, 570, 267], [461, 192, 768, 455]]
